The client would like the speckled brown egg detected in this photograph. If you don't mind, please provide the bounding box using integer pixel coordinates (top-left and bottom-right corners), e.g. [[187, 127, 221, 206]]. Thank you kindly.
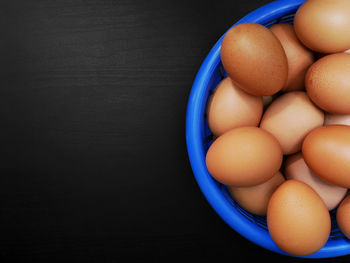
[[267, 180, 331, 256], [294, 0, 350, 53], [206, 77, 263, 137], [227, 171, 285, 216], [206, 127, 283, 187], [220, 23, 288, 96], [270, 23, 314, 92], [306, 53, 350, 114], [302, 125, 350, 188], [260, 91, 324, 155]]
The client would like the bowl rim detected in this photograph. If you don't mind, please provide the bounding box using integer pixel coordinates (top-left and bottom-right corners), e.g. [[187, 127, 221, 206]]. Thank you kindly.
[[185, 0, 350, 258]]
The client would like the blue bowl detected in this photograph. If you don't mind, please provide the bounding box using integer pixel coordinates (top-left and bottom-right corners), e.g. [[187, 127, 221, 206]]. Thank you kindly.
[[185, 0, 350, 258]]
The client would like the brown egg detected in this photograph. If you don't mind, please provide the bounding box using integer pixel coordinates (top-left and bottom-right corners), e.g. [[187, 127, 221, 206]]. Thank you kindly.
[[206, 77, 263, 137], [267, 180, 331, 256], [260, 91, 324, 155], [206, 127, 283, 187], [294, 0, 350, 53], [324, 113, 350, 126], [270, 23, 314, 92], [227, 171, 285, 216], [220, 23, 288, 96], [302, 125, 350, 188], [284, 153, 347, 210], [306, 53, 350, 114], [336, 194, 350, 239]]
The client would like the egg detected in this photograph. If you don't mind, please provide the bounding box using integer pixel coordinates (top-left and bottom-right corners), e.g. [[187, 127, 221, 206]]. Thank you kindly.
[[294, 0, 350, 53], [270, 23, 314, 92], [336, 194, 350, 239], [324, 113, 350, 126], [227, 171, 285, 216], [267, 180, 331, 256], [284, 153, 347, 210], [306, 53, 350, 114], [302, 125, 350, 188], [206, 127, 283, 187], [220, 23, 288, 96], [206, 77, 263, 137], [260, 91, 324, 155]]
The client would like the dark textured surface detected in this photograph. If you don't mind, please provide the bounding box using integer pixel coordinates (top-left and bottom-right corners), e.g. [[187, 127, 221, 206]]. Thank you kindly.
[[1, 0, 350, 262]]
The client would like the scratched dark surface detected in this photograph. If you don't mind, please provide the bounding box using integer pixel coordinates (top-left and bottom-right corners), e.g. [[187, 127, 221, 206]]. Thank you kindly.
[[1, 0, 350, 262]]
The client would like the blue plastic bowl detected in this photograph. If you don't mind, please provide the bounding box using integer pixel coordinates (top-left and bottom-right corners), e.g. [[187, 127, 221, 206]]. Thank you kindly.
[[185, 0, 350, 258]]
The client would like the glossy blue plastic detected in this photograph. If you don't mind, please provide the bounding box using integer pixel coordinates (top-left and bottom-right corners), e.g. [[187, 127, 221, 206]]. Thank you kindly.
[[185, 0, 350, 258]]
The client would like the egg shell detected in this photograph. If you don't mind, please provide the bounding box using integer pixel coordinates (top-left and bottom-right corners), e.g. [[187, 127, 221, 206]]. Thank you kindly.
[[336, 194, 350, 239], [325, 113, 350, 126], [302, 125, 350, 188], [294, 0, 350, 53], [306, 53, 350, 114], [284, 152, 347, 210], [220, 23, 288, 96], [206, 127, 283, 187], [270, 23, 314, 92], [206, 77, 263, 137], [267, 180, 331, 256], [227, 171, 285, 216], [260, 91, 324, 155]]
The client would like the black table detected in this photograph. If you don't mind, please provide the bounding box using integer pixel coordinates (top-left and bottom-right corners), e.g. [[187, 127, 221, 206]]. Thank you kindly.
[[1, 0, 349, 262]]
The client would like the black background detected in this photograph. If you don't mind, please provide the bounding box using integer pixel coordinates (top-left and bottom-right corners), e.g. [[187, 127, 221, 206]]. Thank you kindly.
[[1, 0, 350, 262]]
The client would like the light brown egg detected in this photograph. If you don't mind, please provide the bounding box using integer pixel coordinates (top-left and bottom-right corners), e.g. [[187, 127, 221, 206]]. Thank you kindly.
[[206, 127, 283, 187], [206, 77, 263, 137], [294, 0, 350, 53], [267, 180, 331, 256], [284, 153, 347, 210], [260, 91, 324, 155], [306, 53, 350, 114], [336, 194, 350, 239], [227, 171, 285, 216], [302, 125, 350, 188], [220, 23, 288, 96], [270, 23, 314, 92], [324, 113, 350, 126]]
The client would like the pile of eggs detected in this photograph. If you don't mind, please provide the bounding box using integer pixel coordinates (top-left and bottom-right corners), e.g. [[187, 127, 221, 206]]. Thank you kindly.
[[205, 0, 350, 256]]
